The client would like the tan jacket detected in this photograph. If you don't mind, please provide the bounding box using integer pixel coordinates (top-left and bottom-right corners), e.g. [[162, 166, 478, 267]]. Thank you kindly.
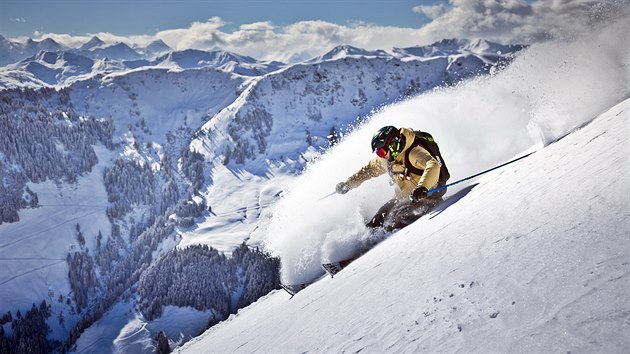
[[345, 128, 441, 198]]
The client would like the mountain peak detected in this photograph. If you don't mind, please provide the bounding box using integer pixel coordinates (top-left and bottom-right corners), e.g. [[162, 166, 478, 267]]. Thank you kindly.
[[88, 42, 141, 61], [155, 49, 255, 69], [80, 36, 106, 51], [145, 39, 172, 52], [108, 42, 132, 49], [392, 38, 525, 59], [309, 44, 391, 63], [37, 37, 64, 52]]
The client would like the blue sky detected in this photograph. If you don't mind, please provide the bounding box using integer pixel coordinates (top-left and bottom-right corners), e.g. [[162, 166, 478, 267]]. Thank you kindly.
[[1, 0, 439, 37], [1, 0, 622, 63]]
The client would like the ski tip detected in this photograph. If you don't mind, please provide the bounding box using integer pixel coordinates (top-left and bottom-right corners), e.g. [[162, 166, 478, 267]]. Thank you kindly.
[[281, 283, 308, 297], [321, 262, 343, 278]]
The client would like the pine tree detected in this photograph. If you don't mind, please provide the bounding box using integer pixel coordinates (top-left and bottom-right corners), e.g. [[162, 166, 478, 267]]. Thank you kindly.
[[328, 126, 339, 147], [155, 331, 170, 354]]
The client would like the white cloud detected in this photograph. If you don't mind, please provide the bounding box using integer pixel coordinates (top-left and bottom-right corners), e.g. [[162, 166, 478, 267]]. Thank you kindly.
[[416, 0, 629, 44], [27, 0, 630, 63], [238, 21, 275, 32], [413, 3, 449, 19], [158, 19, 426, 63]]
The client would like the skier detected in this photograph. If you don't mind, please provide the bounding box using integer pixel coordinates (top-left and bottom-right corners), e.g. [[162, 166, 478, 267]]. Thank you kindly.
[[335, 126, 449, 231]]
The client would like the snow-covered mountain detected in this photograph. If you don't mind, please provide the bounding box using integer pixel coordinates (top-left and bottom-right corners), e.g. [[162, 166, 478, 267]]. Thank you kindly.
[[0, 37, 524, 91], [0, 50, 95, 87], [1, 14, 628, 353], [150, 49, 285, 76], [0, 35, 66, 66], [393, 38, 524, 59], [137, 39, 173, 59], [195, 42, 521, 169], [87, 42, 142, 61], [78, 36, 106, 51], [0, 48, 285, 90], [307, 45, 391, 62], [74, 37, 143, 61]]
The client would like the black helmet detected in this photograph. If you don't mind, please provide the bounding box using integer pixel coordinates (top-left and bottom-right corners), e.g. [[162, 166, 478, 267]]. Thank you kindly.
[[371, 126, 401, 159]]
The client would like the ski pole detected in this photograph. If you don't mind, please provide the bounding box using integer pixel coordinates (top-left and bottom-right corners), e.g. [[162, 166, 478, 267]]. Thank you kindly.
[[428, 151, 535, 195], [318, 191, 336, 201]]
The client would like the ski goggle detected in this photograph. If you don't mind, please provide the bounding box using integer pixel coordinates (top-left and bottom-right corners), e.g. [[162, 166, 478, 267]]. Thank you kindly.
[[374, 136, 400, 158], [375, 147, 388, 158]]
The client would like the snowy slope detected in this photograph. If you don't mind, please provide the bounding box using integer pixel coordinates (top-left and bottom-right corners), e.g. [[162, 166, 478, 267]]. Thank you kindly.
[[0, 145, 114, 339], [68, 67, 248, 145], [0, 67, 248, 314], [178, 96, 629, 354]]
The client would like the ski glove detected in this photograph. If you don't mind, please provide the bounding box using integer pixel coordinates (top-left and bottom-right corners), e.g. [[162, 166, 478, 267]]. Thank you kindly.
[[409, 186, 429, 203], [336, 182, 350, 195]]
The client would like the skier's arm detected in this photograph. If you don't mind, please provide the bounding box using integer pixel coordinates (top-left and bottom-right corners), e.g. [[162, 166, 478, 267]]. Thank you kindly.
[[408, 146, 441, 190], [345, 157, 387, 189]]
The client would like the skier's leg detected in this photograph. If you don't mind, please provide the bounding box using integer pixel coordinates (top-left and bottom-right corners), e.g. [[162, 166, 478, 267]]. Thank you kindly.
[[384, 200, 428, 231], [385, 190, 446, 231], [366, 198, 398, 228]]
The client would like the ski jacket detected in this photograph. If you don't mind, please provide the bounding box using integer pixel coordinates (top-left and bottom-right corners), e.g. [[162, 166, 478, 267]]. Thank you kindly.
[[345, 127, 441, 199]]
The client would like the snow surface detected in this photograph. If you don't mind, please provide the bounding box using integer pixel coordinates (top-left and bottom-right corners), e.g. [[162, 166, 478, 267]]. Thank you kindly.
[[178, 95, 630, 354]]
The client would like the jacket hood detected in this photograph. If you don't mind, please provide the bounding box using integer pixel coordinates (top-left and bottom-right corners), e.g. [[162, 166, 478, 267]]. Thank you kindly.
[[393, 127, 416, 162]]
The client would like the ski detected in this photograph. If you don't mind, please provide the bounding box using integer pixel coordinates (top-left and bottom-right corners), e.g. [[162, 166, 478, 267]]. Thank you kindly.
[[321, 256, 358, 278], [321, 262, 343, 277], [281, 283, 308, 298]]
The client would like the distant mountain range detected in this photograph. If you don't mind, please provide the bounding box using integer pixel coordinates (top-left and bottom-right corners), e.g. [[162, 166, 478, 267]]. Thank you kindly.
[[0, 36, 524, 90], [0, 35, 67, 66], [0, 35, 174, 67]]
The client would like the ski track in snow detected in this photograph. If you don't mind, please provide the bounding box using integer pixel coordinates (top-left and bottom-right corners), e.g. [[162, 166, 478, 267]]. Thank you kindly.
[[0, 260, 66, 286], [0, 209, 104, 249]]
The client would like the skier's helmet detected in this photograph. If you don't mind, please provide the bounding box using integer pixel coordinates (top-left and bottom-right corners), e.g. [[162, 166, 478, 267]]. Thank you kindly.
[[371, 126, 401, 159]]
